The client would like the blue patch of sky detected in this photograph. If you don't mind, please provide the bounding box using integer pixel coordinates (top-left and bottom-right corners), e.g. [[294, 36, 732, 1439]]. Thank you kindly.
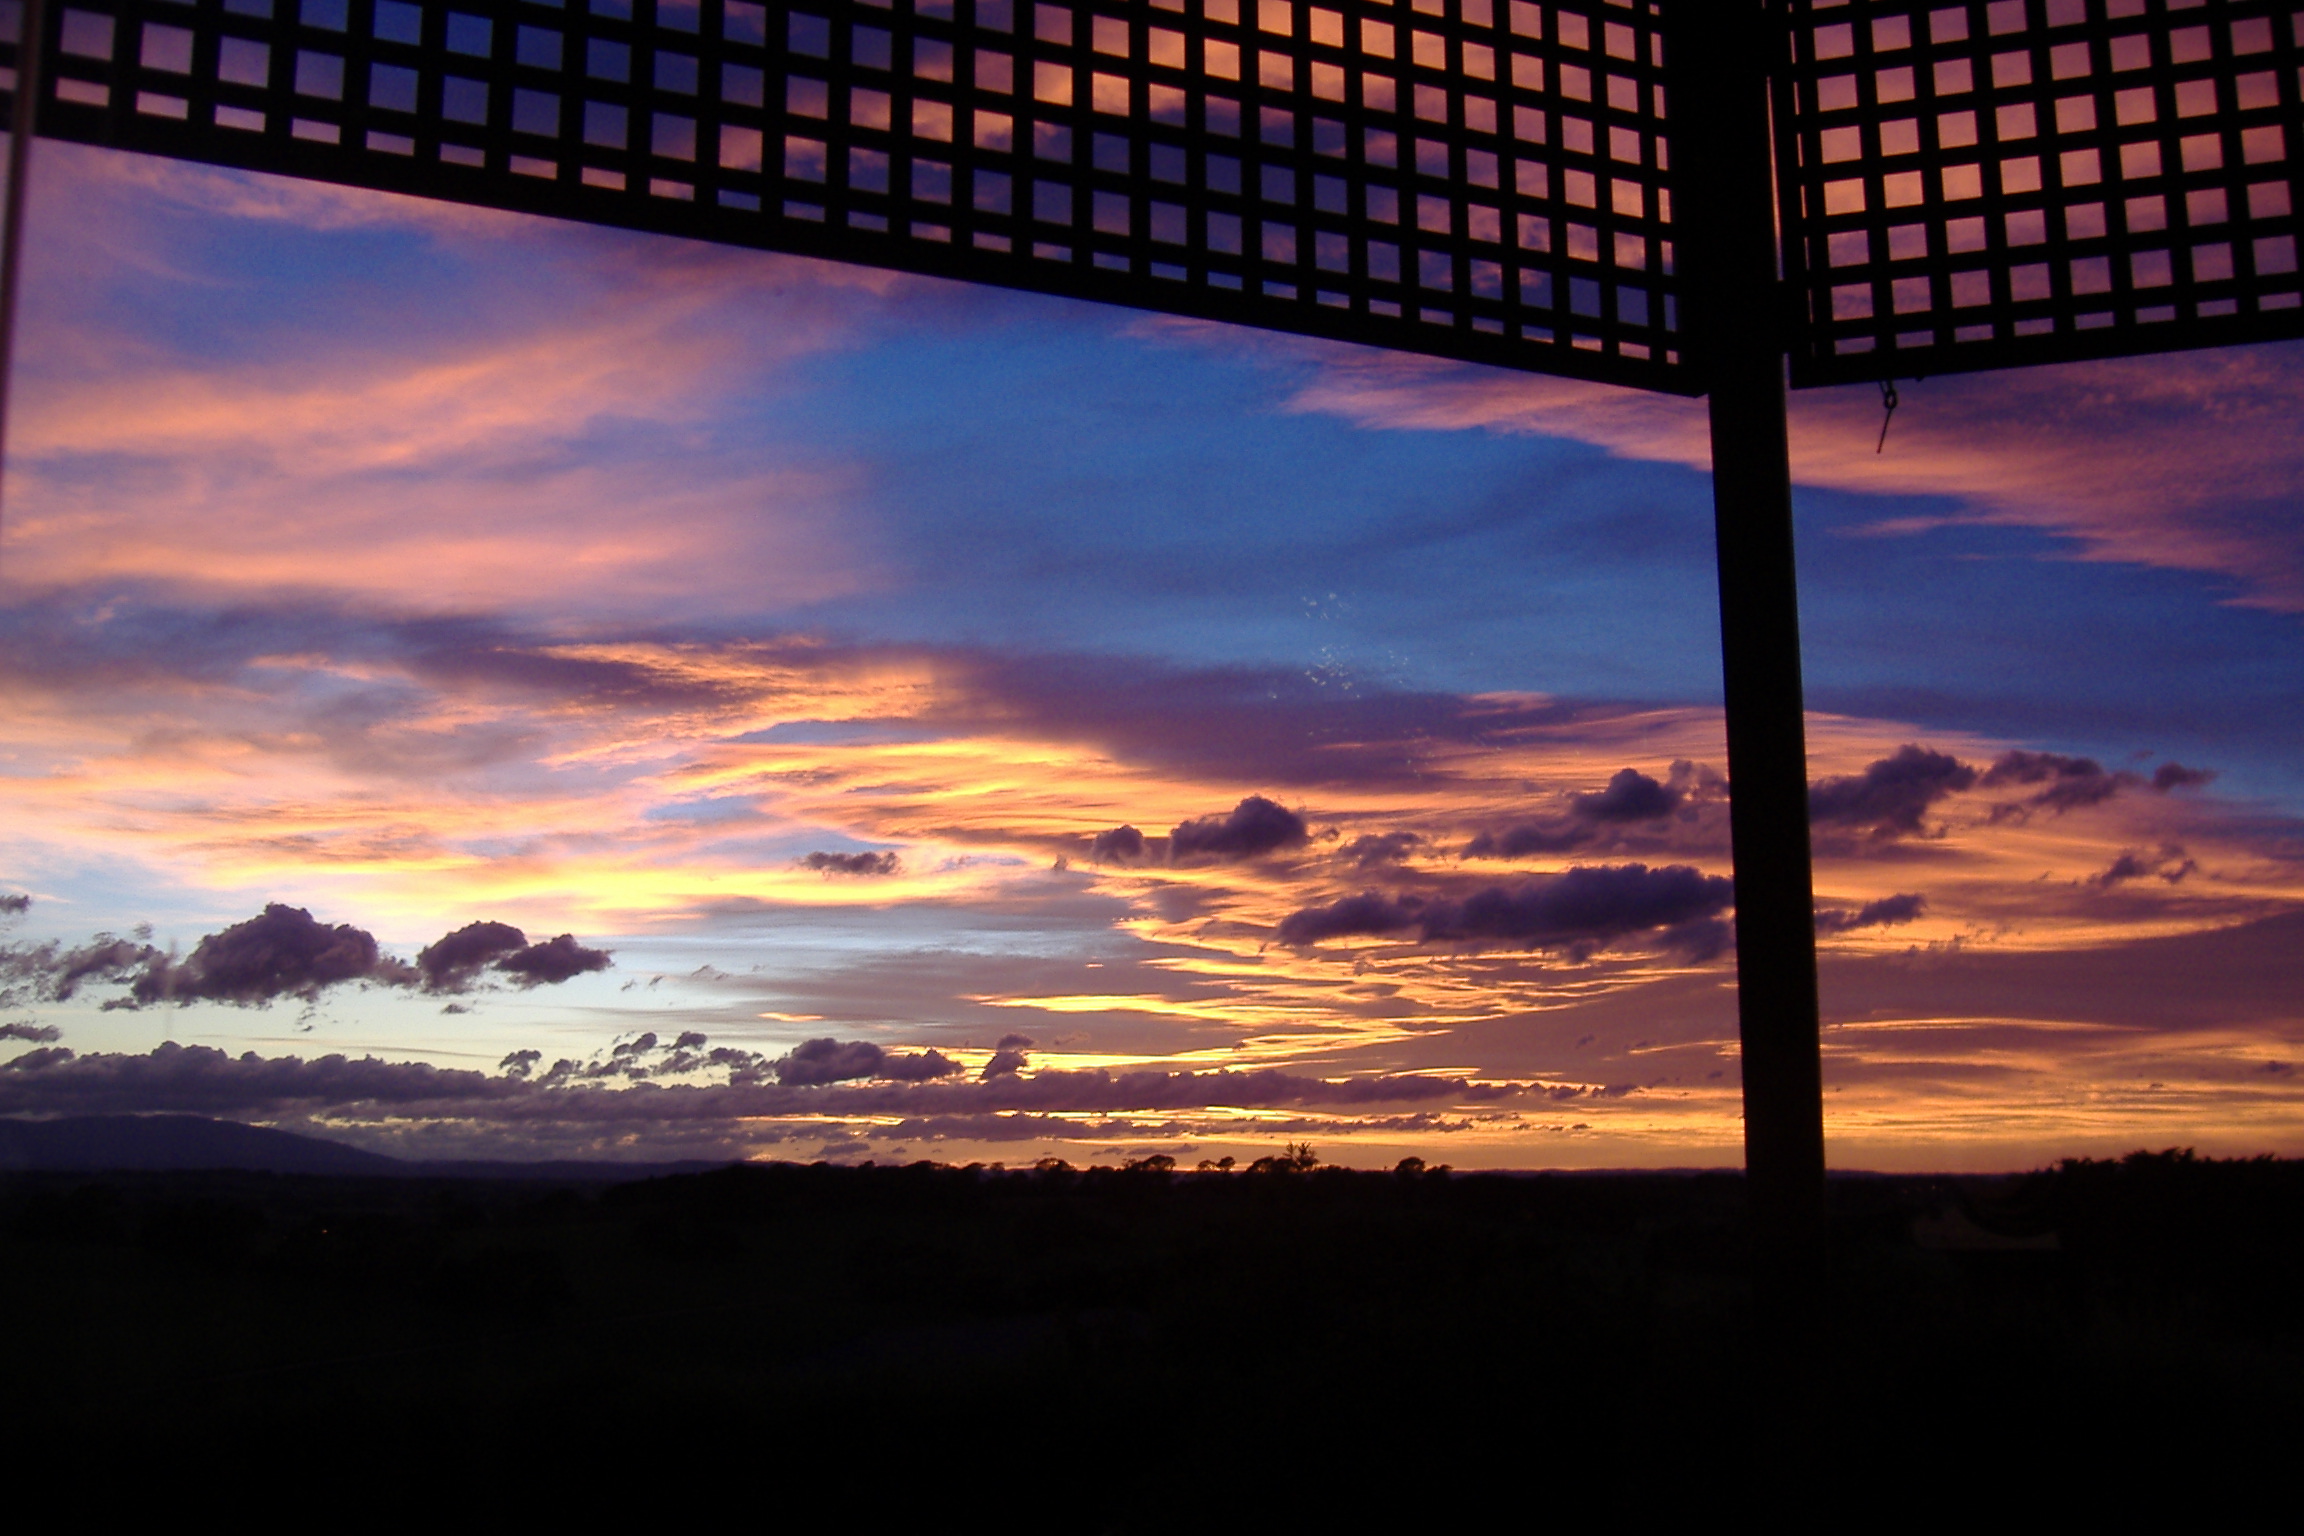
[[35, 171, 501, 368], [742, 319, 1730, 703], [749, 311, 2302, 807], [1793, 489, 2304, 806]]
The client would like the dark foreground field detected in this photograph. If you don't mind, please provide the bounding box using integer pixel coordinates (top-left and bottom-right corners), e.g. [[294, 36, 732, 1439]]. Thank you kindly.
[[4, 1151, 2298, 1518]]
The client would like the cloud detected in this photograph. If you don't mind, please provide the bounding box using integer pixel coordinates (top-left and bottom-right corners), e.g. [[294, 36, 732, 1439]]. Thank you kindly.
[[1087, 825, 1148, 864], [1466, 764, 1717, 858], [1814, 893, 1927, 935], [1276, 863, 1734, 956], [882, 1048, 966, 1082], [11, 146, 897, 628], [417, 921, 529, 990], [0, 1042, 1530, 1138], [0, 1022, 62, 1043], [2152, 762, 2216, 792], [982, 1049, 1029, 1080], [773, 1037, 965, 1087], [1980, 750, 2134, 815], [1463, 822, 1591, 859], [1274, 892, 1428, 948], [1339, 832, 1422, 868], [873, 1112, 1090, 1143], [2090, 845, 2197, 889], [417, 924, 611, 991], [1979, 751, 2217, 821], [773, 1038, 889, 1086], [496, 934, 614, 985], [1808, 746, 1977, 839], [1167, 796, 1310, 863], [0, 895, 27, 916], [801, 851, 902, 877], [15, 936, 170, 1003], [0, 1041, 513, 1113], [3, 906, 609, 1010], [1573, 768, 1680, 823], [132, 904, 404, 1007]]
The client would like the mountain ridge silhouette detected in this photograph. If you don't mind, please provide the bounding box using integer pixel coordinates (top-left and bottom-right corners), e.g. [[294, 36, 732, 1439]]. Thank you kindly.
[[0, 1113, 719, 1180]]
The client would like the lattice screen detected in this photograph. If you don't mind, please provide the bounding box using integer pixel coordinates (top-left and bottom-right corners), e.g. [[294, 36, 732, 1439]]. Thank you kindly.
[[1778, 0, 2304, 384], [7, 0, 1694, 391]]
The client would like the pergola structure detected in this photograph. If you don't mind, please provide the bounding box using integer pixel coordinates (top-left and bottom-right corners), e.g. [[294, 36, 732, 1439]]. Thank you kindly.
[[6, 0, 2298, 1322]]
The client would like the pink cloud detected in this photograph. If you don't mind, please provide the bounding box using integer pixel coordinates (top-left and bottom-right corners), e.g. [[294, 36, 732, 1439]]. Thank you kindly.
[[6, 145, 918, 620]]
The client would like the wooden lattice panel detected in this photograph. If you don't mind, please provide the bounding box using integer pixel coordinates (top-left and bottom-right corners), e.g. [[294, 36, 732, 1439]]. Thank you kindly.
[[9, 0, 1695, 391], [1779, 0, 2304, 384]]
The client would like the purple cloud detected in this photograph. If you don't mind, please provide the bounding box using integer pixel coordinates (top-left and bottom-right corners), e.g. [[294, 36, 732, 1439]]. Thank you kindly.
[[1168, 796, 1310, 863], [1981, 750, 2134, 814], [775, 1038, 894, 1086], [1087, 825, 1148, 864], [417, 921, 529, 990], [133, 904, 403, 1006], [0, 1042, 1528, 1129], [1463, 822, 1590, 859], [496, 934, 612, 986], [2089, 845, 2197, 889], [2151, 762, 2215, 792], [1276, 863, 1733, 955], [5, 906, 610, 1009], [1809, 746, 1977, 839], [1814, 893, 1927, 935], [800, 851, 902, 877], [1573, 768, 1680, 823], [1338, 832, 1421, 868], [882, 1049, 965, 1082], [773, 1037, 965, 1086]]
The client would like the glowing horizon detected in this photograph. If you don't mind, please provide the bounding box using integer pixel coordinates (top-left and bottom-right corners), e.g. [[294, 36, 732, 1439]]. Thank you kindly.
[[1, 141, 2298, 1171]]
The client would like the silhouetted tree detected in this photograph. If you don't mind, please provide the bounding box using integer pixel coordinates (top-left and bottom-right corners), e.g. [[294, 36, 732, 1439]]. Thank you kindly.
[[1248, 1143, 1320, 1176]]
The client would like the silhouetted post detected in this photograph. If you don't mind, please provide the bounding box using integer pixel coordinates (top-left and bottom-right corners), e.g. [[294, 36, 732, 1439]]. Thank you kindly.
[[1674, 0, 1828, 1348], [0, 0, 45, 530]]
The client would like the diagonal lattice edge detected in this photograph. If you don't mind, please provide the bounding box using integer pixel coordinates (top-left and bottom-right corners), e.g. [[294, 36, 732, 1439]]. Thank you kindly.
[[10, 0, 2302, 394], [8, 0, 1699, 395]]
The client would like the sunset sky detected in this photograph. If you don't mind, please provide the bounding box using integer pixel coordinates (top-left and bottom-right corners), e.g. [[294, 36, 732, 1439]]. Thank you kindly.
[[1, 137, 2298, 1169]]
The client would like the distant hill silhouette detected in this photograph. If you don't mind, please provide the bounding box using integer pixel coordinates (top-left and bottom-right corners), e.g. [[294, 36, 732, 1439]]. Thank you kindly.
[[0, 1114, 402, 1175], [0, 1115, 724, 1180]]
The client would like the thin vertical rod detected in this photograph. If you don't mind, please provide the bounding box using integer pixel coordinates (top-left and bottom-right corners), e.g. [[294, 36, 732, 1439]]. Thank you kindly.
[[0, 0, 45, 531], [1673, 0, 1827, 1340]]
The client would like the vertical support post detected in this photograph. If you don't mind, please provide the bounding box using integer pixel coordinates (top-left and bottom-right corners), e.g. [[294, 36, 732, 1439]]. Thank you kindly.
[[1672, 0, 1827, 1343], [0, 0, 46, 529]]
